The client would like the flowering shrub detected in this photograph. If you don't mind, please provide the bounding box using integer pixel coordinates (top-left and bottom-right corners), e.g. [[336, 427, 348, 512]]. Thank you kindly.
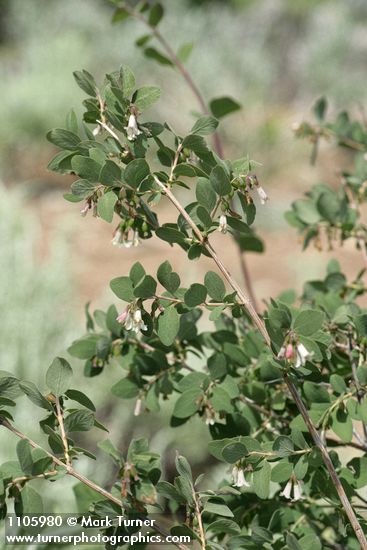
[[2, 2, 367, 549]]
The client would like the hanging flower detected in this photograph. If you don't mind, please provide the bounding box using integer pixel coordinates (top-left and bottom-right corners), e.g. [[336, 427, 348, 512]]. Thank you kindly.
[[280, 477, 303, 501], [112, 228, 124, 247], [112, 228, 140, 248], [92, 125, 101, 137], [256, 185, 269, 205], [232, 465, 251, 488], [134, 398, 142, 417], [285, 344, 294, 359], [295, 343, 312, 368], [125, 114, 142, 141], [80, 201, 91, 217], [204, 407, 215, 425], [280, 478, 293, 499], [116, 305, 148, 334], [132, 308, 148, 333], [219, 215, 228, 234]]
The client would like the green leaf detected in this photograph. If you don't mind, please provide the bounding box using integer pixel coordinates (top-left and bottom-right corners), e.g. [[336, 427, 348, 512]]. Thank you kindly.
[[66, 109, 78, 134], [97, 192, 118, 223], [99, 160, 122, 186], [156, 225, 186, 245], [130, 262, 146, 285], [148, 3, 164, 26], [73, 482, 105, 513], [175, 455, 192, 481], [210, 96, 241, 119], [67, 335, 98, 359], [124, 159, 150, 188], [70, 179, 96, 198], [64, 409, 95, 432], [97, 439, 121, 464], [19, 381, 52, 410], [157, 261, 180, 293], [358, 397, 367, 424], [317, 192, 340, 222], [111, 378, 140, 399], [191, 116, 219, 136], [303, 382, 330, 403], [204, 271, 226, 301], [203, 500, 233, 518], [357, 366, 367, 386], [110, 276, 134, 301], [210, 165, 231, 196], [16, 440, 33, 475], [144, 47, 173, 66], [184, 284, 207, 307], [355, 314, 367, 337], [211, 386, 233, 413], [71, 155, 101, 182], [273, 436, 294, 457], [313, 96, 327, 121], [222, 442, 247, 463], [134, 275, 157, 299], [173, 388, 201, 418], [253, 460, 271, 499], [292, 199, 320, 224], [157, 307, 180, 346], [65, 389, 96, 412], [133, 86, 161, 111], [331, 408, 353, 442], [293, 309, 325, 336], [330, 374, 347, 394], [20, 485, 43, 513], [47, 129, 81, 150], [46, 357, 73, 397], [73, 69, 97, 96], [177, 42, 194, 63], [206, 519, 240, 535], [196, 178, 217, 211], [120, 65, 136, 98], [271, 461, 293, 482]]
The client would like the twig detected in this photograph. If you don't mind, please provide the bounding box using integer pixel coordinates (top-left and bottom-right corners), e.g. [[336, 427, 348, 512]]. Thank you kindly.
[[240, 252, 259, 312], [348, 332, 367, 444], [154, 175, 270, 345], [55, 396, 71, 466], [285, 375, 367, 549], [192, 490, 206, 550], [153, 174, 367, 548], [0, 418, 190, 550], [120, 2, 258, 310]]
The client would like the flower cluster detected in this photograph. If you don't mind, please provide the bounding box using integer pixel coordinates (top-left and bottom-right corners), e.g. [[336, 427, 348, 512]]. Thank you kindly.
[[112, 227, 140, 248], [116, 304, 147, 334]]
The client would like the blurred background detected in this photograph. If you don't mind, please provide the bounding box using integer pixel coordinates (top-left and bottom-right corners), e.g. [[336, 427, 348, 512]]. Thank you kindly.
[[1, 0, 367, 533]]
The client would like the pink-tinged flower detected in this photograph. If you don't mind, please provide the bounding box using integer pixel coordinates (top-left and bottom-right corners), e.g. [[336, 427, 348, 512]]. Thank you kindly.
[[116, 308, 129, 325], [285, 344, 294, 359], [125, 114, 142, 141], [232, 465, 251, 488], [295, 343, 312, 368], [219, 215, 228, 234]]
